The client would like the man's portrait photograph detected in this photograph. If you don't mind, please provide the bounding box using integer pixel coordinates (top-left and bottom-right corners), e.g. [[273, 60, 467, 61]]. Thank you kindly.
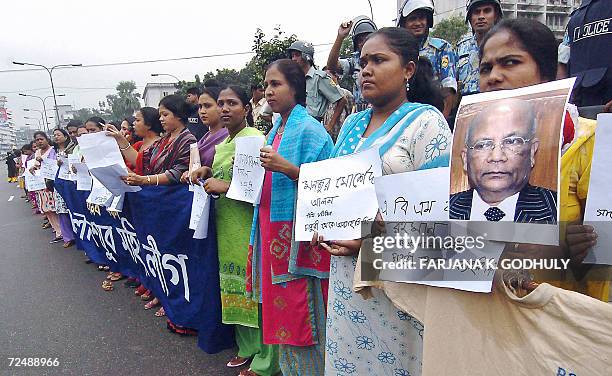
[[449, 86, 568, 228]]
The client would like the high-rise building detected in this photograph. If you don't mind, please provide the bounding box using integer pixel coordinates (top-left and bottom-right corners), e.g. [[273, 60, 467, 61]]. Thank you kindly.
[[0, 96, 17, 154], [15, 127, 37, 147], [403, 0, 580, 40]]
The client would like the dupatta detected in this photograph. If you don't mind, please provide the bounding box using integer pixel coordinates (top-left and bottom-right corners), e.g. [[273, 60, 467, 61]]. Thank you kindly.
[[247, 105, 333, 291]]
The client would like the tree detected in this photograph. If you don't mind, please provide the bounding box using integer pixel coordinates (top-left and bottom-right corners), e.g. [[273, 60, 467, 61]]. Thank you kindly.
[[174, 27, 298, 94], [74, 107, 107, 122], [242, 26, 298, 85], [431, 15, 469, 47], [104, 81, 142, 122]]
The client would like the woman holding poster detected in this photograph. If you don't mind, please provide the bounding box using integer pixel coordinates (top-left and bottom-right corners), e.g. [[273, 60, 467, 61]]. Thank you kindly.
[[318, 27, 452, 376], [191, 85, 277, 376], [247, 59, 333, 375], [30, 131, 63, 244], [119, 95, 196, 186], [477, 18, 610, 301], [53, 128, 76, 248]]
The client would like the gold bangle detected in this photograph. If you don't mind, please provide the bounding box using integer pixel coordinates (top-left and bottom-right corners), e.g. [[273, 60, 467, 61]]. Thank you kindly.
[[119, 143, 131, 151], [146, 175, 151, 185], [156, 174, 159, 186]]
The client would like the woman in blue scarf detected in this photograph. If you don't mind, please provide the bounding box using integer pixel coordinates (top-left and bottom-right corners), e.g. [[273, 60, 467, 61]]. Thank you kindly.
[[320, 27, 452, 376], [246, 59, 333, 376]]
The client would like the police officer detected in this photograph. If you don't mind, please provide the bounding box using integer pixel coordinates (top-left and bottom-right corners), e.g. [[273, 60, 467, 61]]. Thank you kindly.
[[184, 86, 208, 140], [558, 0, 611, 109], [456, 0, 503, 96], [326, 15, 377, 112], [288, 40, 347, 131], [397, 0, 458, 119]]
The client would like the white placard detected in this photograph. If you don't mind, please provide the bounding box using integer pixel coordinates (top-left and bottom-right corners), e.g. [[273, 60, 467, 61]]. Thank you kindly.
[[375, 167, 450, 222], [77, 132, 127, 169], [87, 176, 113, 206], [73, 162, 93, 191], [57, 157, 71, 180], [191, 185, 211, 239], [24, 159, 46, 191], [39, 158, 59, 180], [226, 136, 266, 205], [295, 147, 382, 241], [106, 194, 125, 212], [584, 114, 612, 265], [67, 154, 80, 181], [88, 164, 141, 196]]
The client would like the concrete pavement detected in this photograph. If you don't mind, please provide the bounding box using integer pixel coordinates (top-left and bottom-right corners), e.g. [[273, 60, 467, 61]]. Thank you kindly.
[[0, 172, 237, 376]]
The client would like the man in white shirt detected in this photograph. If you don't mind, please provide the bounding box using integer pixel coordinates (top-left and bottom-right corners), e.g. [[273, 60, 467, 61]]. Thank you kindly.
[[449, 98, 557, 223]]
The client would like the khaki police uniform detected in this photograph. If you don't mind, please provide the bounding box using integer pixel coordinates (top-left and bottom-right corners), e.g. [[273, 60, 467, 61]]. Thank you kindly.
[[305, 66, 344, 121]]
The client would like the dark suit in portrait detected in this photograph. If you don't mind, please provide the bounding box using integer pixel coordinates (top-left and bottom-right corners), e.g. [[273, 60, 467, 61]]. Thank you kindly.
[[449, 184, 557, 223]]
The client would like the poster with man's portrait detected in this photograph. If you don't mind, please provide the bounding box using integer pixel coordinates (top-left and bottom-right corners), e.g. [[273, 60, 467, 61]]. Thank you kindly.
[[449, 79, 575, 245]]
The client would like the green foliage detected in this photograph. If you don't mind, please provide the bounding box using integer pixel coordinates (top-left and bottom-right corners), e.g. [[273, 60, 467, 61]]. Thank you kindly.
[[246, 26, 298, 84], [74, 107, 107, 122], [431, 15, 469, 47], [91, 27, 300, 114], [104, 81, 141, 122], [176, 26, 297, 93]]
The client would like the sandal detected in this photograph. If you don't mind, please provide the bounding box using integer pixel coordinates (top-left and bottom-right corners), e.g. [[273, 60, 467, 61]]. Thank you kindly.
[[238, 369, 258, 376], [109, 273, 125, 282], [98, 265, 105, 271], [141, 290, 153, 301], [135, 285, 147, 296], [105, 272, 114, 280], [166, 321, 198, 336], [63, 240, 75, 248], [144, 298, 160, 310], [101, 280, 114, 291], [154, 307, 166, 317], [49, 236, 63, 244], [103, 265, 110, 271], [124, 278, 140, 288], [226, 356, 251, 368]]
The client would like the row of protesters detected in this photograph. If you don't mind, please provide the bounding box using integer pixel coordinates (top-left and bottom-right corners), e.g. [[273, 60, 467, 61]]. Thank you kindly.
[[20, 3, 611, 374]]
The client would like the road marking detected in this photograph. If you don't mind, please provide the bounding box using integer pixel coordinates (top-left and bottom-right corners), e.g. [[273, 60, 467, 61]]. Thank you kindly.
[[8, 195, 14, 202]]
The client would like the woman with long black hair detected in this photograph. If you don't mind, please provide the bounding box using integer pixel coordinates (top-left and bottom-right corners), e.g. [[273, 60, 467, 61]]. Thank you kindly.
[[53, 128, 76, 248], [319, 27, 452, 376]]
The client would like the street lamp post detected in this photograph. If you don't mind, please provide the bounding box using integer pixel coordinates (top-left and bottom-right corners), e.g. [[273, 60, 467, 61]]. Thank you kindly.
[[13, 61, 81, 127], [24, 116, 42, 130], [18, 93, 65, 130], [23, 109, 45, 131], [151, 73, 180, 82]]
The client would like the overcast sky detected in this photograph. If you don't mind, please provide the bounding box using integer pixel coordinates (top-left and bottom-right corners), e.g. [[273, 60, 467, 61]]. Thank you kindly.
[[1, 0, 399, 129]]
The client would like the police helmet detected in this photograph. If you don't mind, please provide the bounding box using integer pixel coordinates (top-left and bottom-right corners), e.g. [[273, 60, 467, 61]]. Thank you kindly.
[[350, 15, 377, 51], [396, 0, 435, 29], [465, 0, 503, 23], [287, 40, 315, 63]]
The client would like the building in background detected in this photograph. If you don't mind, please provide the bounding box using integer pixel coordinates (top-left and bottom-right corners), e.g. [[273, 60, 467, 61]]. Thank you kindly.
[[55, 104, 75, 128], [15, 127, 37, 146], [0, 96, 17, 154], [143, 83, 177, 107], [408, 0, 580, 40]]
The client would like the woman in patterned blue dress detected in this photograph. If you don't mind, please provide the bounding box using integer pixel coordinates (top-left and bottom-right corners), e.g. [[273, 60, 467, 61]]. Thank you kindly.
[[318, 27, 452, 376]]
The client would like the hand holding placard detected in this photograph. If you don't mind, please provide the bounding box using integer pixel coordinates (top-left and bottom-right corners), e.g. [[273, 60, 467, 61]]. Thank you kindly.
[[295, 147, 382, 241]]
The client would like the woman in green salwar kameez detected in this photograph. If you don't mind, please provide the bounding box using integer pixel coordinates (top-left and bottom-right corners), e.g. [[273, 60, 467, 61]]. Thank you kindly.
[[193, 85, 280, 376]]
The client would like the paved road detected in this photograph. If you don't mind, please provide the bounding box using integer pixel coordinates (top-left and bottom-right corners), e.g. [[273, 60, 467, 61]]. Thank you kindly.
[[0, 172, 237, 376]]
